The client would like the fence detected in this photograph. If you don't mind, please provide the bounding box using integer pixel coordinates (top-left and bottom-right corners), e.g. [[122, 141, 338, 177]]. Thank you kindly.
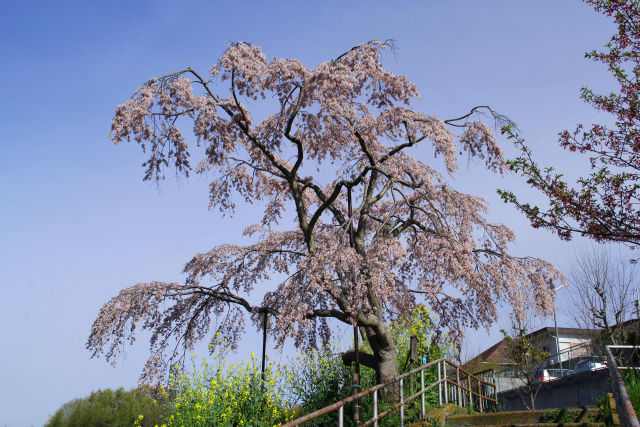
[[280, 357, 496, 427], [492, 341, 596, 393]]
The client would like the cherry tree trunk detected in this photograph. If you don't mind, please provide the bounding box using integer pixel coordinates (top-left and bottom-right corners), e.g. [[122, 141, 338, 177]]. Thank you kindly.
[[364, 325, 400, 400]]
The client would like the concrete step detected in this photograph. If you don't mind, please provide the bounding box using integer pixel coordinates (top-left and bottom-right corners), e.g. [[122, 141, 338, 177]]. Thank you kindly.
[[411, 406, 602, 427], [411, 421, 604, 427], [442, 424, 604, 427]]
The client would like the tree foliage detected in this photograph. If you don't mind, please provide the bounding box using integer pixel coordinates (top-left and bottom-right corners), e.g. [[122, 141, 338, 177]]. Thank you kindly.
[[499, 0, 640, 246], [501, 324, 550, 410], [45, 386, 167, 427], [389, 304, 451, 367], [88, 41, 561, 384]]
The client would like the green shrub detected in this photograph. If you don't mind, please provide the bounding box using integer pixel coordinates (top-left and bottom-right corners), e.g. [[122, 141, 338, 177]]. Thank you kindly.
[[622, 369, 640, 418], [540, 408, 578, 423], [284, 346, 356, 412], [45, 385, 167, 427], [595, 393, 614, 427], [282, 343, 380, 426], [51, 307, 450, 426], [283, 306, 450, 425], [389, 305, 451, 412], [163, 353, 294, 426]]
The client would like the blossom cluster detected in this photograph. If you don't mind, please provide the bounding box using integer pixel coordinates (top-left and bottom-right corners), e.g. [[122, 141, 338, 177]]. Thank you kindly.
[[91, 40, 563, 384]]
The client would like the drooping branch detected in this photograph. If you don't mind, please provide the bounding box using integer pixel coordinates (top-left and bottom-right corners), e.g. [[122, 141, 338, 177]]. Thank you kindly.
[[97, 40, 564, 384]]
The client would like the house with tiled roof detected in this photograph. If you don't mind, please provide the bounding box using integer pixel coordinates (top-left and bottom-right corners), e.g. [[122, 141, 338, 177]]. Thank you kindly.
[[463, 326, 599, 392]]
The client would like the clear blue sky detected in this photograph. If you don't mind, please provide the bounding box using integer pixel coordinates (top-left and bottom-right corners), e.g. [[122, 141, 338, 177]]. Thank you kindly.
[[0, 1, 617, 425]]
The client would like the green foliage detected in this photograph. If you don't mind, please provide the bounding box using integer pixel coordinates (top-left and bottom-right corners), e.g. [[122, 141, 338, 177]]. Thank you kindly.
[[540, 408, 579, 423], [501, 327, 550, 410], [283, 307, 450, 425], [501, 328, 549, 377], [390, 305, 452, 369], [594, 369, 640, 426], [595, 393, 614, 427], [55, 307, 451, 426], [283, 344, 372, 422], [622, 369, 640, 418], [45, 386, 167, 427], [390, 305, 454, 410], [162, 353, 294, 426]]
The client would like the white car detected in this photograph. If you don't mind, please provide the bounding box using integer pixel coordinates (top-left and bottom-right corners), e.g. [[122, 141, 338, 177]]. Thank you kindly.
[[535, 368, 560, 382], [573, 357, 607, 374]]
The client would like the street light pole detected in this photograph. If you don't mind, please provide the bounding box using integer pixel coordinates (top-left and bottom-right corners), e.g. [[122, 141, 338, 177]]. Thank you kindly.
[[553, 285, 565, 377], [553, 308, 563, 377]]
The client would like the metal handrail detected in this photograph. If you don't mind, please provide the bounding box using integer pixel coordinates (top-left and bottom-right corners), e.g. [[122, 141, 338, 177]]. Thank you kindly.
[[280, 357, 496, 427], [606, 345, 640, 427]]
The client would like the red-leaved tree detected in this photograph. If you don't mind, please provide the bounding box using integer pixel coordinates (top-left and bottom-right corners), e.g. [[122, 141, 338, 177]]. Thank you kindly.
[[87, 41, 562, 385], [499, 0, 640, 247]]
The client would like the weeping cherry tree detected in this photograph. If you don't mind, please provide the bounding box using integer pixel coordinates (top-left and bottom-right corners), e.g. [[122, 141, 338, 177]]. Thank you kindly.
[[87, 41, 563, 387]]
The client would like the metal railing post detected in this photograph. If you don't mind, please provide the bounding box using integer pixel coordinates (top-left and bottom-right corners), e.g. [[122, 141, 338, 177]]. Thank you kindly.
[[463, 373, 467, 408], [443, 361, 449, 404], [339, 405, 344, 427], [438, 360, 442, 406], [421, 368, 426, 419], [468, 375, 473, 410], [373, 390, 378, 427], [457, 367, 462, 406], [400, 378, 405, 427]]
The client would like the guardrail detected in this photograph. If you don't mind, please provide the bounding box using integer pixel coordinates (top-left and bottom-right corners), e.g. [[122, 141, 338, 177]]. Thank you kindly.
[[606, 345, 640, 427], [280, 357, 496, 427]]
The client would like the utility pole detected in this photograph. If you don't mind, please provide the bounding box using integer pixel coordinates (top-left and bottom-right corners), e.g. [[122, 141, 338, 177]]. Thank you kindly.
[[348, 186, 361, 424], [261, 310, 268, 381], [553, 285, 565, 377]]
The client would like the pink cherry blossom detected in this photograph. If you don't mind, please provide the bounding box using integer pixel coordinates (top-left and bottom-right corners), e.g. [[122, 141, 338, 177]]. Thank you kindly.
[[89, 41, 563, 385]]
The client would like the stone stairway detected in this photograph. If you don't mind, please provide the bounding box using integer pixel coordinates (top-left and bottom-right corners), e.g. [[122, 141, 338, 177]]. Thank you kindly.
[[409, 403, 607, 427]]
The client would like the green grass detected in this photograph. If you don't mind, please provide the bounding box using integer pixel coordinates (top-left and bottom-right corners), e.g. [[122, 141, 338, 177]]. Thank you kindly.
[[592, 367, 640, 427], [595, 393, 614, 427], [540, 408, 582, 424], [622, 369, 640, 419]]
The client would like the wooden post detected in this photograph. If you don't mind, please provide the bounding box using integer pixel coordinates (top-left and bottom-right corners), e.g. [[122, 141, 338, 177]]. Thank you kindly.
[[347, 187, 361, 425], [261, 310, 267, 381], [353, 326, 361, 423], [478, 380, 483, 413]]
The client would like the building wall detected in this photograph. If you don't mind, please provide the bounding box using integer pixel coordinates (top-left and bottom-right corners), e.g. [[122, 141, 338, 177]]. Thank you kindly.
[[497, 368, 610, 411], [539, 333, 591, 357]]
